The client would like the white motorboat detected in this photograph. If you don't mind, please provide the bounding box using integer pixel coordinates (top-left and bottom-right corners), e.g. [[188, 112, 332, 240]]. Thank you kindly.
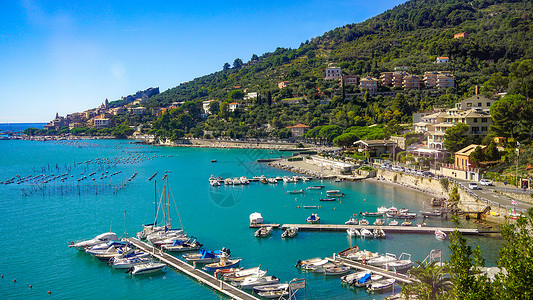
[[254, 226, 273, 237], [373, 228, 386, 238], [257, 290, 288, 299], [203, 257, 242, 272], [377, 206, 388, 214], [367, 253, 397, 267], [281, 227, 298, 238], [435, 230, 447, 240], [360, 228, 373, 238], [401, 220, 412, 226], [312, 262, 337, 273], [344, 218, 358, 225], [373, 218, 385, 226], [240, 176, 249, 185], [253, 283, 289, 293], [161, 236, 203, 252], [237, 274, 280, 289], [324, 266, 351, 276], [127, 262, 166, 275], [68, 232, 118, 251], [389, 220, 399, 226], [384, 253, 413, 272], [341, 270, 369, 285], [367, 278, 395, 292], [301, 259, 329, 271], [359, 219, 369, 225], [295, 257, 323, 268], [347, 227, 360, 237], [110, 256, 151, 269], [209, 179, 220, 186], [232, 178, 242, 185], [222, 267, 266, 282]]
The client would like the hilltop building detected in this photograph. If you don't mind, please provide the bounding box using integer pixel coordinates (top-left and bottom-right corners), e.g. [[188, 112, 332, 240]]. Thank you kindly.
[[325, 66, 342, 80], [359, 77, 378, 93], [278, 81, 290, 89], [435, 57, 450, 63], [44, 113, 67, 130], [454, 32, 468, 39], [287, 124, 310, 137]]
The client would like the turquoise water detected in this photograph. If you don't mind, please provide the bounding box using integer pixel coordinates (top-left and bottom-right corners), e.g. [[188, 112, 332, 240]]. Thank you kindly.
[[0, 139, 503, 299]]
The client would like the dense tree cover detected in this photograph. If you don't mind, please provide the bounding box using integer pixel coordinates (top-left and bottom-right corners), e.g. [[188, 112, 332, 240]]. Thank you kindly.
[[444, 123, 471, 152], [489, 94, 533, 139], [139, 0, 533, 143]]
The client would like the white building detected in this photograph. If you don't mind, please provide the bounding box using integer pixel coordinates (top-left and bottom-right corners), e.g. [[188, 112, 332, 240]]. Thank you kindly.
[[325, 67, 341, 80], [94, 118, 110, 129]]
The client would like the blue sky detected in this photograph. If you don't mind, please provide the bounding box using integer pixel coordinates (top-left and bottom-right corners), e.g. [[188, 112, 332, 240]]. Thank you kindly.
[[0, 0, 405, 123]]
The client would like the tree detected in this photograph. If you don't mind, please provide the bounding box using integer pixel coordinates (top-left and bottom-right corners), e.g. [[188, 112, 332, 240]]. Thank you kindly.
[[233, 58, 243, 69], [403, 261, 452, 300], [228, 90, 245, 101], [250, 54, 258, 61], [219, 102, 229, 120], [208, 101, 220, 115], [223, 62, 230, 70], [484, 143, 500, 161], [490, 95, 533, 140], [333, 133, 359, 148], [469, 146, 485, 168], [444, 123, 471, 153], [494, 209, 533, 298], [319, 125, 343, 143], [192, 127, 204, 138], [111, 125, 134, 138]]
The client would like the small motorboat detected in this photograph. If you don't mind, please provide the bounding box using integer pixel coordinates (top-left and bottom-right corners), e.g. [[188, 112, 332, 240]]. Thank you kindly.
[[110, 256, 151, 269], [389, 220, 399, 226], [222, 267, 266, 282], [162, 236, 203, 252], [353, 273, 384, 288], [417, 221, 427, 227], [281, 227, 298, 238], [367, 278, 395, 292], [395, 212, 417, 219], [301, 259, 329, 272], [306, 186, 324, 190], [127, 262, 166, 275], [324, 266, 351, 276], [401, 220, 412, 226], [211, 159, 217, 163], [209, 180, 220, 186], [346, 250, 380, 262], [254, 226, 273, 237], [182, 248, 230, 263], [359, 219, 369, 226], [287, 189, 305, 194], [257, 290, 289, 299], [360, 228, 373, 238], [68, 232, 118, 251], [326, 190, 341, 194], [347, 227, 360, 237], [337, 246, 359, 258], [238, 274, 280, 290], [202, 257, 242, 272], [341, 270, 369, 285], [362, 212, 384, 217], [367, 253, 397, 267], [373, 218, 385, 226], [435, 230, 447, 240], [384, 253, 413, 272], [306, 213, 320, 224], [420, 210, 442, 217], [377, 206, 388, 214], [253, 283, 289, 293], [373, 228, 386, 238], [345, 218, 358, 225], [319, 198, 336, 202]]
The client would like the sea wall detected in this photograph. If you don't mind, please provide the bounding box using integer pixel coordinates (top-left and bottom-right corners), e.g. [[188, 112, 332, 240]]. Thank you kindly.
[[153, 138, 302, 150]]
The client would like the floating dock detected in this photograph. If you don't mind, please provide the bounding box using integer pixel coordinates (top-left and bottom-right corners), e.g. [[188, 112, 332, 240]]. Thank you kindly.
[[125, 238, 259, 300], [328, 257, 415, 284], [281, 224, 479, 235]]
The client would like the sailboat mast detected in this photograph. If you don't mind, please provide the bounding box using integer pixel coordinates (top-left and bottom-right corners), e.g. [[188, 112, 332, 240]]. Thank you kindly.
[[124, 210, 127, 237], [163, 185, 167, 227], [166, 175, 171, 228], [154, 180, 157, 227]]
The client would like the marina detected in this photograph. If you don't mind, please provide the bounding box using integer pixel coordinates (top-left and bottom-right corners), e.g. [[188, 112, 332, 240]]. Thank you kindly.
[[125, 238, 260, 300]]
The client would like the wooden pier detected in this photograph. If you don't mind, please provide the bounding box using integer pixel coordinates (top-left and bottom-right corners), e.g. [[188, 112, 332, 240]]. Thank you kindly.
[[281, 224, 479, 235], [125, 238, 259, 300], [328, 257, 415, 284]]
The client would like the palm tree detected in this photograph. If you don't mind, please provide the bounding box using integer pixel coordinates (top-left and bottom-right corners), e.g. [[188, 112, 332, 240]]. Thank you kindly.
[[403, 261, 452, 300]]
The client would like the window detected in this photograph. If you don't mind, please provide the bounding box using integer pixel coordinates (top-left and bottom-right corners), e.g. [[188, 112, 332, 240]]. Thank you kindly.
[[487, 102, 491, 107], [482, 126, 487, 131], [472, 126, 479, 133], [478, 102, 482, 107], [467, 103, 472, 107], [473, 118, 478, 123]]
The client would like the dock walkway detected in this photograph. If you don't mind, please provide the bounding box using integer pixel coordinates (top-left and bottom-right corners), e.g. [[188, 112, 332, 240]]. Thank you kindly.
[[125, 238, 259, 300], [328, 257, 415, 284], [281, 224, 479, 235]]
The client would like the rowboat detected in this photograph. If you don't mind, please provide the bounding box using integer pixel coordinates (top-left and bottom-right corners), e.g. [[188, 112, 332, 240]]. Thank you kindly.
[[435, 230, 447, 240]]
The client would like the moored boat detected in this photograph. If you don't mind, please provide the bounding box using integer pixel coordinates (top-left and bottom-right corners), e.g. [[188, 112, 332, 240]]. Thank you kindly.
[[287, 189, 305, 194], [435, 230, 447, 240], [222, 266, 265, 282], [182, 248, 230, 263], [360, 228, 373, 238], [367, 278, 395, 292], [161, 236, 203, 252], [306, 213, 320, 224], [347, 227, 360, 237], [281, 227, 298, 238], [237, 274, 280, 290], [68, 232, 118, 251], [202, 257, 242, 272], [249, 212, 263, 227], [127, 262, 166, 275], [324, 266, 351, 276], [254, 226, 273, 237], [319, 198, 336, 202]]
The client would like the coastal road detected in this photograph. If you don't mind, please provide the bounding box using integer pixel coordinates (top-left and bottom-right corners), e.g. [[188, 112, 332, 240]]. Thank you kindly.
[[451, 178, 533, 213]]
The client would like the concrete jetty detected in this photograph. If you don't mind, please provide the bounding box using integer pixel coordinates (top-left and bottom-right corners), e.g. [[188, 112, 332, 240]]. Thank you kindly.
[[328, 257, 415, 284], [125, 238, 259, 300], [281, 224, 479, 235]]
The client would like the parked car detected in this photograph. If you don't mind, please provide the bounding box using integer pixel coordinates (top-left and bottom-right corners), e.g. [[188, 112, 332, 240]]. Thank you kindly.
[[469, 183, 480, 190], [479, 179, 493, 186]]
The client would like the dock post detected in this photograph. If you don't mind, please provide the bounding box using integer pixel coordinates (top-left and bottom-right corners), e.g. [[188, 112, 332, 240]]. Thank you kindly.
[[333, 253, 336, 261], [220, 280, 223, 290]]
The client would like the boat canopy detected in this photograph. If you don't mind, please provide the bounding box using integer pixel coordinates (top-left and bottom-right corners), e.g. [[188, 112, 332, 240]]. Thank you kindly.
[[358, 273, 371, 284], [107, 240, 128, 247], [172, 240, 185, 246], [249, 212, 263, 224]]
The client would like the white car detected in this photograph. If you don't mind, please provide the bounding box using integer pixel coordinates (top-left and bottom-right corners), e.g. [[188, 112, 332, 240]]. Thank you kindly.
[[468, 183, 479, 190], [479, 179, 493, 186]]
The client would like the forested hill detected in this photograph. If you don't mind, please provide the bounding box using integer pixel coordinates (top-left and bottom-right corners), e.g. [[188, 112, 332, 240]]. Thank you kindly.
[[146, 0, 533, 108]]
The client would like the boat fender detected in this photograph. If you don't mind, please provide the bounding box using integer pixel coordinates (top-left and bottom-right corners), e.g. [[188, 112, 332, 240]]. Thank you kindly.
[[70, 241, 74, 245]]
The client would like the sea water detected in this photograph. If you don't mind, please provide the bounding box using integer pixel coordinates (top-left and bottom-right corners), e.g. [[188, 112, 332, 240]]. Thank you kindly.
[[0, 139, 503, 299]]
